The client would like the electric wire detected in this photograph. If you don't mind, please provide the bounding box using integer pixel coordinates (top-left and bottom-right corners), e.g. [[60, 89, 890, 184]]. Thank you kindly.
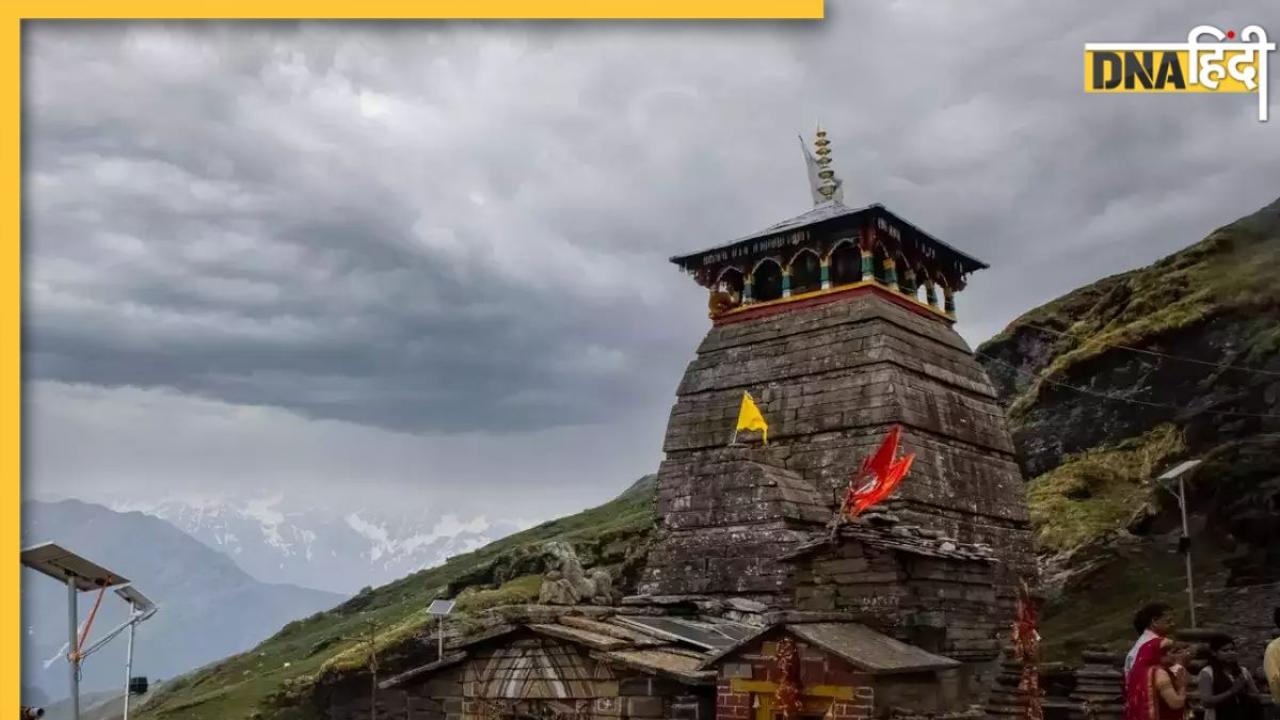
[[974, 350, 1280, 421], [1016, 322, 1280, 378]]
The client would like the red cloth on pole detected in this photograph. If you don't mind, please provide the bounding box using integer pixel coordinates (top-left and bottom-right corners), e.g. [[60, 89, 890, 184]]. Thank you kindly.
[[843, 425, 915, 519]]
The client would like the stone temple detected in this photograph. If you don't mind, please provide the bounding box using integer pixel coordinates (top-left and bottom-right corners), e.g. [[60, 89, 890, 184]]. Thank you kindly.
[[642, 132, 1037, 616], [339, 133, 1037, 720]]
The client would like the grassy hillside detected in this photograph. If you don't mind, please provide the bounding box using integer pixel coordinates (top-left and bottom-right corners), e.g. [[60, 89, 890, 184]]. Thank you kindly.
[[133, 475, 656, 720], [977, 197, 1280, 661]]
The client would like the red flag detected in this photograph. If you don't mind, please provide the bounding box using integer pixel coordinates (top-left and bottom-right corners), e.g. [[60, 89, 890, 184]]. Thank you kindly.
[[843, 426, 914, 519], [860, 425, 900, 478]]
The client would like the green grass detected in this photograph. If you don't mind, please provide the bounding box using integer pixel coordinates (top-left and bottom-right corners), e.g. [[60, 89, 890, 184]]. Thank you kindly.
[[987, 206, 1280, 419], [1027, 424, 1185, 553], [455, 574, 546, 612], [1002, 198, 1280, 661], [133, 476, 656, 720], [1038, 541, 1204, 662]]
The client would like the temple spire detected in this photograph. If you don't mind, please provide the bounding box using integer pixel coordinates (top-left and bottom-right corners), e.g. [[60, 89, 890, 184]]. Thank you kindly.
[[802, 127, 844, 205]]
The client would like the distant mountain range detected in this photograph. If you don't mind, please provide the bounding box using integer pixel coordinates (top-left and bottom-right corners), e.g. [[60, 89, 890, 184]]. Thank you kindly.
[[131, 475, 657, 720], [21, 499, 343, 704], [106, 495, 531, 595]]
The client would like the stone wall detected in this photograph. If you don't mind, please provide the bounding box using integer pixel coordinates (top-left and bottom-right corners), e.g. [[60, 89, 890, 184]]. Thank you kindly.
[[643, 290, 1037, 608], [713, 630, 877, 720], [330, 636, 710, 720], [643, 453, 828, 603], [789, 539, 1000, 663]]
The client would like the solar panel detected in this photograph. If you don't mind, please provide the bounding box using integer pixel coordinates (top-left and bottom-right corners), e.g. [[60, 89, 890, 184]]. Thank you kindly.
[[114, 584, 156, 612], [1158, 460, 1202, 481], [615, 616, 748, 651], [427, 599, 455, 616], [20, 542, 129, 591]]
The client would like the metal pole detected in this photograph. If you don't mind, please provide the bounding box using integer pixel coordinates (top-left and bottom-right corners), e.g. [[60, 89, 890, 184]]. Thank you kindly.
[[67, 576, 80, 720], [123, 604, 136, 720], [367, 621, 377, 720], [1179, 476, 1197, 628], [438, 616, 444, 658]]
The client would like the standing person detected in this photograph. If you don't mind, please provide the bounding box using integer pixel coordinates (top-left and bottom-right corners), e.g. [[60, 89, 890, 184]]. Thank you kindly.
[[1198, 637, 1260, 720], [1264, 608, 1280, 718], [1154, 641, 1194, 720], [1131, 636, 1171, 720], [1129, 639, 1191, 720], [1129, 604, 1177, 688]]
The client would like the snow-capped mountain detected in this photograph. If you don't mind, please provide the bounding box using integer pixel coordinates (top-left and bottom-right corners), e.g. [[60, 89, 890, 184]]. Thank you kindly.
[[22, 499, 342, 703], [108, 495, 531, 595]]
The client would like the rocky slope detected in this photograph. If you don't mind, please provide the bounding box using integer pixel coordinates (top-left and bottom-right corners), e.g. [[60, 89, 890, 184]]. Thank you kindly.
[[977, 197, 1280, 662]]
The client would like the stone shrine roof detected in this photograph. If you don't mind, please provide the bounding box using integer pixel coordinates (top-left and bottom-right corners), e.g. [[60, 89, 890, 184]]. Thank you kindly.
[[778, 512, 998, 564], [381, 602, 964, 692], [789, 623, 961, 674], [698, 621, 961, 675], [379, 605, 753, 690]]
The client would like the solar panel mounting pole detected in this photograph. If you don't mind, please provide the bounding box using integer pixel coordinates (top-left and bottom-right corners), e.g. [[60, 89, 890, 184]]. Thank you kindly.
[[1156, 460, 1202, 629], [67, 574, 80, 720], [427, 600, 455, 661], [123, 601, 137, 720], [21, 544, 131, 720], [1177, 473, 1196, 629]]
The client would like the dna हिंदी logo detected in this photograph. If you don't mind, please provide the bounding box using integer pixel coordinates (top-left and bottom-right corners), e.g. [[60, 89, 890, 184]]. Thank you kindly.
[[1084, 25, 1275, 121]]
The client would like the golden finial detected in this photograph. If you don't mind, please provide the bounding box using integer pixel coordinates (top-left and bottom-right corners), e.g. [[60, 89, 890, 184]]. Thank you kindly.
[[814, 127, 838, 202]]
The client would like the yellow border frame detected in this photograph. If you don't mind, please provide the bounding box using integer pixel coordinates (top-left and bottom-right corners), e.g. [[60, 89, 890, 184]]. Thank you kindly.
[[4, 1, 823, 713], [15, 1, 823, 19]]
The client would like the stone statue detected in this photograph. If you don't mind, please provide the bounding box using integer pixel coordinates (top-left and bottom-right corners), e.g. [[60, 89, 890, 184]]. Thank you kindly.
[[537, 541, 616, 606], [708, 282, 741, 317]]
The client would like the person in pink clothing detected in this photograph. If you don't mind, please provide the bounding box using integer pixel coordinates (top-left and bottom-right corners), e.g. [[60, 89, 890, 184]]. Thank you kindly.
[[1125, 602, 1177, 720], [1127, 603, 1177, 689]]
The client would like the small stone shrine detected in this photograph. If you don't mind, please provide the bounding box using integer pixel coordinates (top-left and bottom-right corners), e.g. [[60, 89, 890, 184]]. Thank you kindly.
[[330, 132, 1037, 720]]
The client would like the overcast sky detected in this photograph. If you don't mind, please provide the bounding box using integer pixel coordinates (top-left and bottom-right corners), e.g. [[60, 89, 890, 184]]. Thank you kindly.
[[22, 4, 1280, 524]]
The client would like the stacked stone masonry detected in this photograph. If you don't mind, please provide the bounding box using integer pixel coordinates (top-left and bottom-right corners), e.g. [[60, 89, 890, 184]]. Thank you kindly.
[[642, 290, 1038, 615]]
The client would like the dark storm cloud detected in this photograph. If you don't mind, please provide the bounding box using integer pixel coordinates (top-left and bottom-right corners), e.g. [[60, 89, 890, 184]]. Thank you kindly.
[[24, 22, 714, 433], [23, 6, 1280, 446]]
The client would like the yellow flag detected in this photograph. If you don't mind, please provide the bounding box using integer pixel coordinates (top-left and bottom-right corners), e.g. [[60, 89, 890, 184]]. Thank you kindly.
[[735, 392, 769, 444]]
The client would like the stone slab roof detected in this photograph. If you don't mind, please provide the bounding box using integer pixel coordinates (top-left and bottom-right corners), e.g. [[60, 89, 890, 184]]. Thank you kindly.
[[381, 607, 751, 690], [379, 652, 467, 690], [527, 623, 629, 651], [700, 621, 960, 675], [592, 647, 716, 685], [612, 615, 757, 651], [788, 623, 960, 674], [779, 514, 997, 564]]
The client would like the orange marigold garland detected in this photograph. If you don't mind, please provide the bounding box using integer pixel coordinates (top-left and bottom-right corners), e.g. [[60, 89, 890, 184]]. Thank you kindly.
[[1011, 580, 1043, 720], [773, 637, 804, 720]]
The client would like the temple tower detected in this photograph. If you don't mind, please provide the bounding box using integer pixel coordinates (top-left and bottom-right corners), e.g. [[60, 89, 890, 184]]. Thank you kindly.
[[639, 132, 1036, 617]]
